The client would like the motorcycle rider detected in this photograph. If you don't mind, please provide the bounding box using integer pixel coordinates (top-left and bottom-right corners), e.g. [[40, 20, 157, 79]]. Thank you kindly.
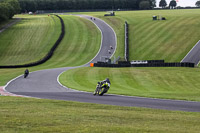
[[24, 69, 29, 78], [93, 78, 111, 95]]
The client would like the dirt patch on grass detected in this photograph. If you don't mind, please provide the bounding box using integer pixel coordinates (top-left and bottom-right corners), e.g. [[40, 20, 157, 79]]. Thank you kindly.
[[0, 86, 5, 96]]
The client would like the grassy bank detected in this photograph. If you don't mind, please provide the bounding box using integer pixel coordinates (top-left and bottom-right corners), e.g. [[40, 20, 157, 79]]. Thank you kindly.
[[35, 15, 101, 68], [0, 15, 60, 65], [60, 67, 200, 101], [0, 96, 199, 133], [0, 15, 101, 86], [84, 9, 200, 62], [59, 9, 200, 101], [0, 69, 24, 86]]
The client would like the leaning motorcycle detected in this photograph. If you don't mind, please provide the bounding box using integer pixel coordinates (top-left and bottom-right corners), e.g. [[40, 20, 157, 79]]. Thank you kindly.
[[93, 82, 109, 96], [24, 69, 29, 78]]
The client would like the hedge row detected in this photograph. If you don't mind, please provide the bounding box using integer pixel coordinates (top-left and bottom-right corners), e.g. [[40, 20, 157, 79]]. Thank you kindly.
[[0, 0, 21, 22], [124, 21, 129, 61], [0, 15, 65, 68]]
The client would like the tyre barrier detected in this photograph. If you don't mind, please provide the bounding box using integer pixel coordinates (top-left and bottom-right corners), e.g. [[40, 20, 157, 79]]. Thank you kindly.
[[0, 15, 65, 68], [94, 61, 195, 68]]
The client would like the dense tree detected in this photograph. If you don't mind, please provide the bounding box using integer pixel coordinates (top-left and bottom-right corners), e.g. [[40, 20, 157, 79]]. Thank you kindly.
[[159, 0, 167, 8], [169, 0, 177, 9], [196, 0, 200, 7], [139, 0, 151, 9], [0, 0, 157, 22], [0, 0, 21, 22], [18, 0, 38, 12], [150, 0, 156, 8], [152, 0, 156, 6], [137, 0, 156, 9], [7, 0, 21, 14], [0, 3, 10, 21], [17, 0, 157, 13]]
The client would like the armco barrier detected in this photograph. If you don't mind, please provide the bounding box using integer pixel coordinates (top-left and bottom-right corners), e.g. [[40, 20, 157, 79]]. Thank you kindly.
[[0, 15, 65, 68]]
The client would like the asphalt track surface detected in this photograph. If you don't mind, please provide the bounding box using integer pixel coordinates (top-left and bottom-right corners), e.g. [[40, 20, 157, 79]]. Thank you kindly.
[[5, 15, 200, 112], [181, 40, 200, 65]]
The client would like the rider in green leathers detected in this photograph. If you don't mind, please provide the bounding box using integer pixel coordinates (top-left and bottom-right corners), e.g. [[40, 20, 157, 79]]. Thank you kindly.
[[93, 78, 111, 95]]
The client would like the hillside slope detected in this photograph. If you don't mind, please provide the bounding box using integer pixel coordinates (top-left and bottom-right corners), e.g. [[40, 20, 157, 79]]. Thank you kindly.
[[91, 9, 200, 62], [0, 15, 61, 65]]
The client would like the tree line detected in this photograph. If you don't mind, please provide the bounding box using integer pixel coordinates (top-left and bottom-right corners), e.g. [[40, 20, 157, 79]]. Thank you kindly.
[[0, 0, 20, 22], [159, 0, 177, 9], [0, 0, 156, 22], [159, 0, 200, 9], [18, 0, 156, 12], [195, 0, 200, 7]]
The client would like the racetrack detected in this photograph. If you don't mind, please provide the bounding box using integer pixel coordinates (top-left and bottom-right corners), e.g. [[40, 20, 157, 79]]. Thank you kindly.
[[181, 40, 200, 65], [0, 18, 21, 33], [5, 15, 200, 112]]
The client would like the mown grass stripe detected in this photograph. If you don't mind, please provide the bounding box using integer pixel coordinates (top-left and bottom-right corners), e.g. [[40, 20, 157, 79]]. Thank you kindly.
[[0, 15, 62, 67], [163, 17, 195, 61], [92, 10, 200, 62], [60, 67, 200, 101], [64, 18, 84, 64], [133, 17, 181, 60], [28, 15, 100, 69]]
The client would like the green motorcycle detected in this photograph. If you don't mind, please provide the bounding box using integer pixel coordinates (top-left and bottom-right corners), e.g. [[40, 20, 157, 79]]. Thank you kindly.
[[93, 82, 110, 96]]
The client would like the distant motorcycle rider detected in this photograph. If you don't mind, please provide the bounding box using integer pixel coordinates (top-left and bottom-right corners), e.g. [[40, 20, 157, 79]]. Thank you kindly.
[[24, 69, 29, 78], [93, 78, 111, 95]]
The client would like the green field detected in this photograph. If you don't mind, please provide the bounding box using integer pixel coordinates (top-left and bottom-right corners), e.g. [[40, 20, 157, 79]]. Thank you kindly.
[[84, 9, 200, 62], [0, 15, 61, 65], [60, 67, 200, 101], [0, 96, 200, 133]]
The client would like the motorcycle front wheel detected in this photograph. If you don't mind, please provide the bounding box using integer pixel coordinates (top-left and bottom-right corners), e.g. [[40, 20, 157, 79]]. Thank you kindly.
[[98, 88, 107, 96]]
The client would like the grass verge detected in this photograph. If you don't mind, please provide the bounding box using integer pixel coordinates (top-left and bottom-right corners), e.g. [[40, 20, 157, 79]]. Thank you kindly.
[[0, 68, 24, 86], [0, 96, 200, 133]]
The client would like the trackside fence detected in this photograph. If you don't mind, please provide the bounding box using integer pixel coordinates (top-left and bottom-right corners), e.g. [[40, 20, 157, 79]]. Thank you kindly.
[[94, 61, 195, 68], [0, 15, 65, 68], [125, 21, 129, 61]]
